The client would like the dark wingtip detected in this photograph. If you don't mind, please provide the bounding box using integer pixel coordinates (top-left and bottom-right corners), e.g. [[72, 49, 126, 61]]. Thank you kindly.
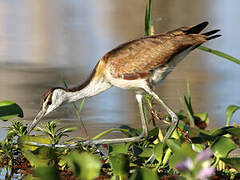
[[206, 34, 222, 40], [185, 21, 209, 34], [202, 29, 221, 36]]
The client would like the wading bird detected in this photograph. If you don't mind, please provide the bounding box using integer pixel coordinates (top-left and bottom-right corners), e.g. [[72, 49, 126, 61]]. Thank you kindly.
[[27, 22, 220, 145]]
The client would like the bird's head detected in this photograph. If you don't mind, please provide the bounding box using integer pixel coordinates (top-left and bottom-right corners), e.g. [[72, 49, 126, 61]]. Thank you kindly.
[[27, 87, 67, 134]]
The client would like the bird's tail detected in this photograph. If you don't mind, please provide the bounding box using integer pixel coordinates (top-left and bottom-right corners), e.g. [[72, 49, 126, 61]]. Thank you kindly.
[[184, 21, 221, 40]]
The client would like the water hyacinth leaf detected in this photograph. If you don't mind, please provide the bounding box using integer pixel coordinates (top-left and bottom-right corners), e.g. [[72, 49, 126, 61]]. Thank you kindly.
[[22, 146, 57, 168], [138, 148, 153, 158], [18, 135, 51, 151], [153, 128, 164, 144], [130, 168, 158, 180], [34, 166, 60, 180], [226, 127, 240, 138], [220, 157, 240, 171], [209, 126, 233, 137], [109, 143, 131, 154], [162, 148, 172, 167], [171, 123, 184, 139], [0, 100, 23, 121], [192, 144, 205, 153], [190, 132, 213, 144], [153, 142, 164, 163], [211, 136, 237, 158], [165, 139, 181, 153], [22, 150, 49, 168], [226, 105, 240, 126], [109, 153, 129, 179], [66, 152, 101, 180], [186, 126, 204, 138], [168, 143, 197, 169]]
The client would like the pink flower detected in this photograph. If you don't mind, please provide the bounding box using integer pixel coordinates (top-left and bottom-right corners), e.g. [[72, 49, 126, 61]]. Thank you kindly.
[[196, 148, 212, 162], [197, 166, 215, 179], [175, 158, 193, 171]]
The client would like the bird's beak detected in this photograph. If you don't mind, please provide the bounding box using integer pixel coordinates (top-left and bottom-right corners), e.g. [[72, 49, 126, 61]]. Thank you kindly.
[[27, 109, 46, 134]]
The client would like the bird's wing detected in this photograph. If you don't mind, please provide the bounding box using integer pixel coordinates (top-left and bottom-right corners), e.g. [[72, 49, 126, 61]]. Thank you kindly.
[[102, 22, 220, 80]]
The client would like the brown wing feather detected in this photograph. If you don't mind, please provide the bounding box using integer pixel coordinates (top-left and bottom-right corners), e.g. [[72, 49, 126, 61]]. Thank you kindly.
[[102, 22, 220, 80]]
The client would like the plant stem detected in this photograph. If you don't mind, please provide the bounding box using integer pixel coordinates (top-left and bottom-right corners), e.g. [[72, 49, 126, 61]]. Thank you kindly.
[[198, 46, 240, 64], [62, 77, 89, 138], [92, 128, 129, 140]]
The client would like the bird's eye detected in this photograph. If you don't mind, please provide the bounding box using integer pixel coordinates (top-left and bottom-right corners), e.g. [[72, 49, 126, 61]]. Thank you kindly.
[[47, 101, 52, 106]]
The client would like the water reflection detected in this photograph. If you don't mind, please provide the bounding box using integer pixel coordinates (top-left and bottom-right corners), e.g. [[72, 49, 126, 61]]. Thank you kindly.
[[0, 0, 239, 138]]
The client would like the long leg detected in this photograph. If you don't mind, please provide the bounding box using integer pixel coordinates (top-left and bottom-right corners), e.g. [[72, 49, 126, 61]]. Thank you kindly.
[[80, 93, 148, 145], [144, 88, 179, 165], [144, 88, 179, 140]]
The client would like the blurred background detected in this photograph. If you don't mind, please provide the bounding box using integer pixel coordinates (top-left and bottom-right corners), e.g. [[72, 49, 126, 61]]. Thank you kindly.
[[0, 0, 239, 138]]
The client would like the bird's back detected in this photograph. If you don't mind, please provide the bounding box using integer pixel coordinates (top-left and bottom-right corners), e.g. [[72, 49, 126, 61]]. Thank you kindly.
[[99, 22, 219, 83]]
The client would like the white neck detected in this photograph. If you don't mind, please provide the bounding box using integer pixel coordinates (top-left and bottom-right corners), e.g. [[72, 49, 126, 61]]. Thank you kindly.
[[65, 77, 111, 102]]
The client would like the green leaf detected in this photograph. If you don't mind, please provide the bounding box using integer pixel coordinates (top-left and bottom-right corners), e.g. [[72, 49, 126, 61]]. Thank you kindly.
[[18, 135, 51, 151], [153, 142, 164, 163], [119, 125, 141, 137], [0, 100, 23, 121], [34, 166, 60, 180], [66, 152, 101, 180], [183, 82, 195, 124], [226, 105, 240, 126], [198, 46, 240, 65], [144, 0, 152, 36], [168, 143, 197, 169], [209, 126, 232, 137], [130, 168, 158, 180], [220, 157, 240, 171], [132, 145, 143, 157], [138, 148, 153, 158], [109, 143, 131, 154], [226, 127, 240, 138], [109, 153, 129, 179], [191, 143, 205, 153], [171, 123, 184, 139], [165, 139, 181, 153], [148, 127, 160, 141], [22, 146, 57, 168], [92, 128, 129, 140], [162, 148, 172, 167], [211, 136, 237, 158], [177, 109, 189, 124]]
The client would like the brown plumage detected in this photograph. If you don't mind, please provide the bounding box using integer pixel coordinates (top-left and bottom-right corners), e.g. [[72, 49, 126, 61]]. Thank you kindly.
[[97, 22, 220, 82]]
